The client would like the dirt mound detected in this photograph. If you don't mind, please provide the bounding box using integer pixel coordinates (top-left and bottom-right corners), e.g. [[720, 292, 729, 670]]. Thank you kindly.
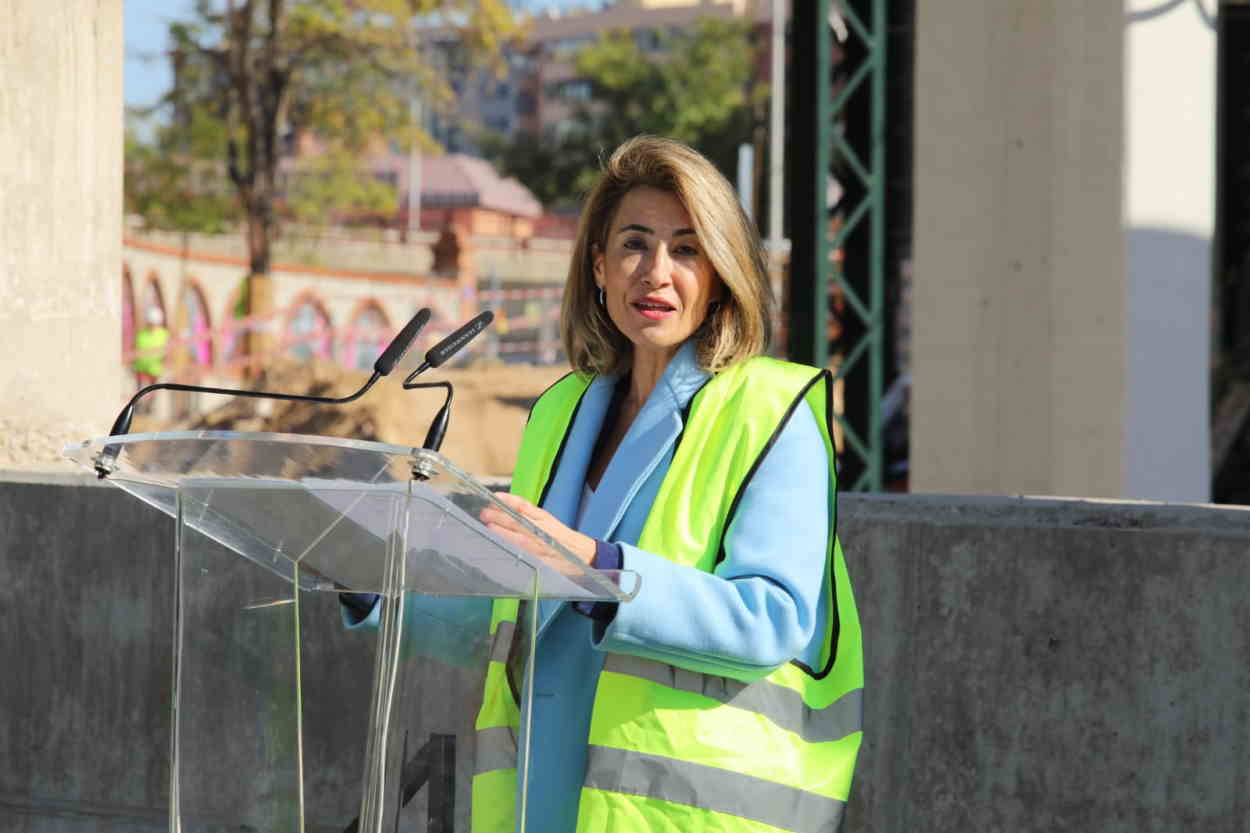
[[139, 357, 569, 476], [0, 415, 101, 472]]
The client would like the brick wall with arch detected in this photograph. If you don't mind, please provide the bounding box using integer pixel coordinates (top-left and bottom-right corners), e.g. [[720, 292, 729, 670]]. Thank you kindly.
[[282, 290, 336, 361], [117, 235, 566, 402], [342, 299, 392, 371], [139, 271, 167, 329], [173, 277, 214, 377], [121, 266, 136, 363]]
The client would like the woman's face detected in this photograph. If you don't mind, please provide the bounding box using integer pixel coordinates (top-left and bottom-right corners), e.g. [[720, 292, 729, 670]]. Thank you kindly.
[[593, 186, 722, 368]]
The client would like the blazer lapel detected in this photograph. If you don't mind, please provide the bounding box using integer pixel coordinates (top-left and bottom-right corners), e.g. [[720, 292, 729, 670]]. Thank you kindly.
[[580, 341, 710, 542], [578, 406, 682, 542], [533, 341, 710, 634], [537, 387, 682, 636]]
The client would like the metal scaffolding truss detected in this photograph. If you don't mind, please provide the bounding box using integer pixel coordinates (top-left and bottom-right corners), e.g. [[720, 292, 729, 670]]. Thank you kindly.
[[788, 0, 888, 492]]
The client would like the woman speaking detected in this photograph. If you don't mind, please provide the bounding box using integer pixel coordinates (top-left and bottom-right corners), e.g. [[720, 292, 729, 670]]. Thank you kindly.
[[475, 136, 864, 833]]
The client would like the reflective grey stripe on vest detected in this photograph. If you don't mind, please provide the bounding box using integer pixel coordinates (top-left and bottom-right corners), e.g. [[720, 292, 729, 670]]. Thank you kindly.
[[585, 745, 844, 833], [473, 725, 517, 775], [603, 654, 863, 743], [489, 621, 516, 664]]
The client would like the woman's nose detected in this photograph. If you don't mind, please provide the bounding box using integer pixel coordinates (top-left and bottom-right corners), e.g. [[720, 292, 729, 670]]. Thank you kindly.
[[640, 245, 673, 286]]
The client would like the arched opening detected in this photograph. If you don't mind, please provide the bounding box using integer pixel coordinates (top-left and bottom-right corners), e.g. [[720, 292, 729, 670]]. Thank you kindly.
[[344, 302, 391, 370], [140, 274, 167, 328], [285, 294, 334, 361], [179, 281, 214, 370], [121, 266, 136, 363], [132, 274, 169, 389], [219, 288, 246, 375]]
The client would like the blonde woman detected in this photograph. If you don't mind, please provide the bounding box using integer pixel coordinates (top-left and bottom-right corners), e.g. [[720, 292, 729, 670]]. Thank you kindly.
[[475, 136, 864, 833]]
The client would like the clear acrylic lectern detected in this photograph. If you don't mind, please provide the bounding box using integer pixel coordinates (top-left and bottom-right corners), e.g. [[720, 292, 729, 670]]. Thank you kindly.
[[65, 431, 638, 833]]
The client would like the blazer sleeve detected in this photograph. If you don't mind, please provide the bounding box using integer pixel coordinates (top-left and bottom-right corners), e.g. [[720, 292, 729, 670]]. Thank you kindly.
[[589, 402, 831, 681]]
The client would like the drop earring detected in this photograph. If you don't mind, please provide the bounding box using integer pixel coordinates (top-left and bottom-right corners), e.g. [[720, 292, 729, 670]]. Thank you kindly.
[[598, 287, 606, 307]]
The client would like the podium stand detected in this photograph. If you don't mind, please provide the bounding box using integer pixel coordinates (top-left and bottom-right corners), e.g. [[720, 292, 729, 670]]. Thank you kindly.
[[66, 430, 638, 833]]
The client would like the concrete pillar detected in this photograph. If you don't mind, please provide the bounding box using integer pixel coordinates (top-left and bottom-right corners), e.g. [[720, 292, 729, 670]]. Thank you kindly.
[[911, 1, 1213, 500], [1, 1, 124, 469], [1122, 1, 1214, 501]]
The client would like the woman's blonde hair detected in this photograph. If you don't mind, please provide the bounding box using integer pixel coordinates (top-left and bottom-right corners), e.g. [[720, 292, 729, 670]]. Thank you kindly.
[[561, 135, 774, 376]]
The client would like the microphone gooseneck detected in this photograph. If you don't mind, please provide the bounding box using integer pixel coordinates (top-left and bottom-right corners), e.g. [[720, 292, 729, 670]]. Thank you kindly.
[[94, 308, 433, 478], [412, 381, 453, 453], [403, 310, 495, 454]]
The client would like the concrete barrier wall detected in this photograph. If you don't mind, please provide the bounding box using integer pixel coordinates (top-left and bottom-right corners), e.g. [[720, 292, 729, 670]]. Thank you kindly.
[[3, 474, 1249, 832]]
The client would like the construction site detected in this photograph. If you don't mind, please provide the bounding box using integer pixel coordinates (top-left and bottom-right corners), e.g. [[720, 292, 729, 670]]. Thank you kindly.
[[4, 2, 1250, 832]]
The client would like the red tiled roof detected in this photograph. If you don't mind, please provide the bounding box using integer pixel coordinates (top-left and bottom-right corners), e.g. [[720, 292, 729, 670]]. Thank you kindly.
[[368, 152, 544, 219], [420, 154, 544, 219]]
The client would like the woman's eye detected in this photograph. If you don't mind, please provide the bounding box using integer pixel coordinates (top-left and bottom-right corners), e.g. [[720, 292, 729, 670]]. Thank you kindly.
[[623, 237, 647, 251], [674, 245, 699, 257]]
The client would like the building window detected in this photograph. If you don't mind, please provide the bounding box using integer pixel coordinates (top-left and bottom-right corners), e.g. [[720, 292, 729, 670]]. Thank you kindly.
[[634, 27, 663, 52], [546, 35, 594, 56], [545, 79, 593, 102]]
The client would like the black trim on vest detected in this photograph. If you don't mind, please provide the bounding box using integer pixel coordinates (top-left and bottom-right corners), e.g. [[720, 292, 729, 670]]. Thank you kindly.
[[505, 601, 529, 705], [792, 369, 840, 680], [668, 376, 716, 460], [536, 379, 593, 508], [713, 368, 841, 681]]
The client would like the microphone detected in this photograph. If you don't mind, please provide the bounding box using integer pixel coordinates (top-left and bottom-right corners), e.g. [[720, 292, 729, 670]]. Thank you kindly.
[[403, 310, 494, 453], [93, 308, 433, 478], [373, 307, 433, 377]]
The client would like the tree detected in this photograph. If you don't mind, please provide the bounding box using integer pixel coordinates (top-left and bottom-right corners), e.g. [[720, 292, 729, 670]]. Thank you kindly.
[[285, 148, 399, 227], [124, 112, 238, 235], [481, 16, 762, 210], [154, 0, 513, 362]]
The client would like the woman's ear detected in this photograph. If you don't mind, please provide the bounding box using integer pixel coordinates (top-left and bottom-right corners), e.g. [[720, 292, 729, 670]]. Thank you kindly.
[[591, 243, 605, 286]]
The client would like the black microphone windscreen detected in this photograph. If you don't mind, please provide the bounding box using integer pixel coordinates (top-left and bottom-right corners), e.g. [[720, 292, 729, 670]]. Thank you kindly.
[[374, 308, 432, 376], [425, 310, 495, 369]]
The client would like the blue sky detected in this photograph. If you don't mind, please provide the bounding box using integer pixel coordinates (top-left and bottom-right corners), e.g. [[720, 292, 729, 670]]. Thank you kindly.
[[125, 0, 609, 109]]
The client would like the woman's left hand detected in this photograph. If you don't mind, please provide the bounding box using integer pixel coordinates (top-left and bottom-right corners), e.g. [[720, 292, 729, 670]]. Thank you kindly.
[[480, 492, 597, 566]]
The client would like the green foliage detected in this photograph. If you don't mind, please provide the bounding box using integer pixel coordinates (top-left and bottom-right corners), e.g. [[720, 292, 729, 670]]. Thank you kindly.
[[124, 112, 238, 234], [285, 149, 398, 225], [476, 128, 601, 211], [127, 0, 514, 267], [482, 16, 762, 209]]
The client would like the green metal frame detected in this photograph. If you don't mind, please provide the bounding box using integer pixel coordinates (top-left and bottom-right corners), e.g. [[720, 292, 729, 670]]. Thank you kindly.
[[789, 0, 888, 492]]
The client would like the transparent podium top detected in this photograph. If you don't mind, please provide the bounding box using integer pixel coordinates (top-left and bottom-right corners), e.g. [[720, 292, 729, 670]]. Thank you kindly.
[[66, 431, 638, 602]]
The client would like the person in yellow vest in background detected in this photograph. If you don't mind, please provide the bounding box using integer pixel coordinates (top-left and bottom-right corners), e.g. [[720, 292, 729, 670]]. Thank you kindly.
[[132, 308, 169, 390], [473, 136, 865, 832]]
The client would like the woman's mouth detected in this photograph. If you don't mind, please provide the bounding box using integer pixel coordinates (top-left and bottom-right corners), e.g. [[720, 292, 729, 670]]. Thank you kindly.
[[633, 299, 676, 320]]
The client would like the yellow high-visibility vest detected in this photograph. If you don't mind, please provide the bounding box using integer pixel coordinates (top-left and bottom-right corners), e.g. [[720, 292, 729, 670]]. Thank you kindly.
[[132, 325, 169, 377], [473, 357, 863, 833]]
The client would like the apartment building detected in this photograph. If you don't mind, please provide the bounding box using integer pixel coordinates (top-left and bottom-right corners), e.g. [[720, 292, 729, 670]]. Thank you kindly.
[[421, 0, 754, 153]]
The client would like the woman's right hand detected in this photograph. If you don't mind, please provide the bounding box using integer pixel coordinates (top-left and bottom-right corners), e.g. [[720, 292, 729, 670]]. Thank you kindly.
[[480, 492, 597, 567]]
